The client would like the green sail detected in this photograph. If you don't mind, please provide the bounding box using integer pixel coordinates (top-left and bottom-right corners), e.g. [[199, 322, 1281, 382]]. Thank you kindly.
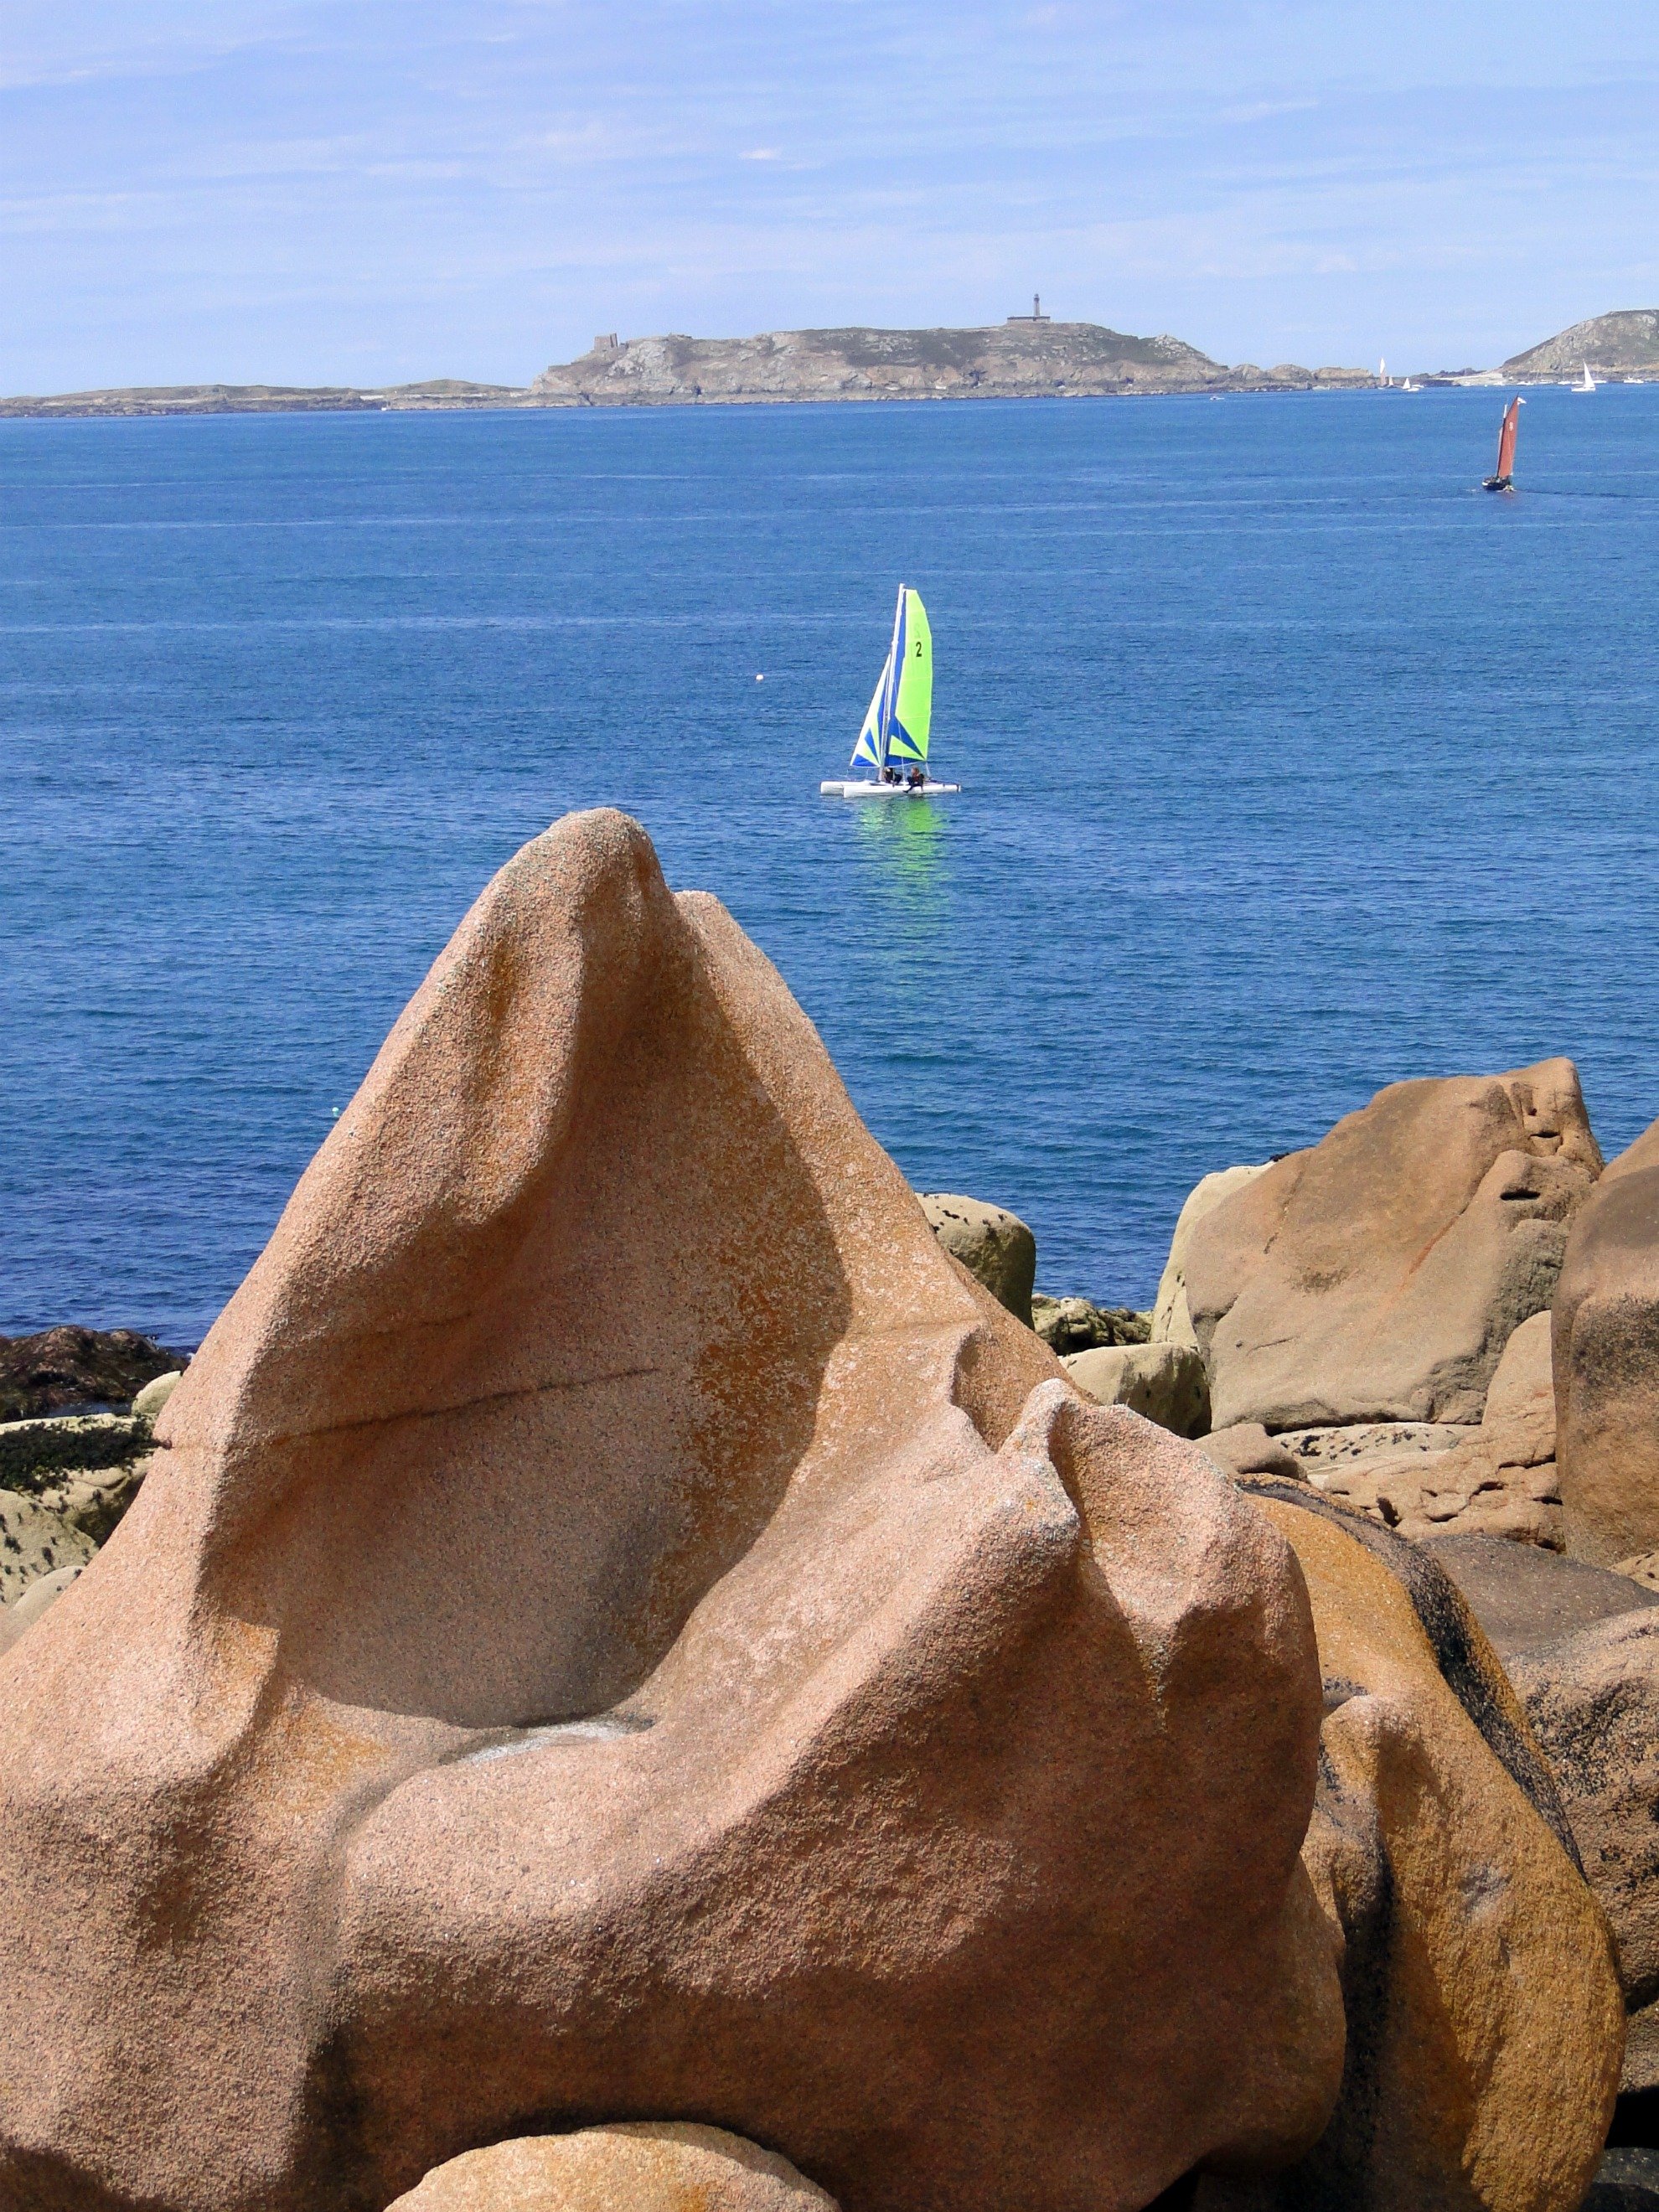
[[886, 588, 932, 762]]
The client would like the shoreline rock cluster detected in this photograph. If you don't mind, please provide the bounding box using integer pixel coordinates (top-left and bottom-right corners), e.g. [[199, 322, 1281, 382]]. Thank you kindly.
[[925, 1053, 1659, 2143], [0, 814, 1654, 2212]]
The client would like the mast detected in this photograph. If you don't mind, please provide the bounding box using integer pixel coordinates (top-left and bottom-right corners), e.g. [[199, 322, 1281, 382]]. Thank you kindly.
[[879, 584, 907, 774]]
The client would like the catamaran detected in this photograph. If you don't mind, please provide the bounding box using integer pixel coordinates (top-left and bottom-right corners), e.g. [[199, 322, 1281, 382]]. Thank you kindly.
[[1482, 395, 1523, 490], [820, 585, 960, 798]]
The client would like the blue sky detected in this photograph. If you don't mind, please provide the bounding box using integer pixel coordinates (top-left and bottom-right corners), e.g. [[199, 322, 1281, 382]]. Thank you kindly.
[[3, 1, 1658, 390]]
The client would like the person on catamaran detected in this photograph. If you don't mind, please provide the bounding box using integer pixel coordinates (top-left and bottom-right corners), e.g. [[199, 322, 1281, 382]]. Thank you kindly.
[[818, 584, 959, 798]]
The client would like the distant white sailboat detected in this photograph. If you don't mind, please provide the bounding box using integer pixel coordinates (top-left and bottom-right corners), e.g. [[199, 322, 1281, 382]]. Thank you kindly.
[[1399, 375, 1424, 393], [820, 586, 960, 797], [1574, 362, 1598, 393]]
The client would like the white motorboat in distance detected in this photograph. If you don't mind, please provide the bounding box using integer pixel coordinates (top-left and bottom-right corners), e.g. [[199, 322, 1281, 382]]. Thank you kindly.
[[821, 584, 960, 796]]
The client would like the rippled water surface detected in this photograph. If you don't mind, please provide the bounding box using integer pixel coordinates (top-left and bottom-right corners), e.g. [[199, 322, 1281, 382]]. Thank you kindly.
[[3, 389, 1659, 1343]]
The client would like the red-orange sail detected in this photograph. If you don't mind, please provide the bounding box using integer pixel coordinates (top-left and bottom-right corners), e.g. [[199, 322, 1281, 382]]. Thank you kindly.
[[1492, 397, 1520, 485]]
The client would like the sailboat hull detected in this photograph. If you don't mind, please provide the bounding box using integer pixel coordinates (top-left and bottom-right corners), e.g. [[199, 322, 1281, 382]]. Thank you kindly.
[[820, 780, 961, 798], [1481, 476, 1513, 492]]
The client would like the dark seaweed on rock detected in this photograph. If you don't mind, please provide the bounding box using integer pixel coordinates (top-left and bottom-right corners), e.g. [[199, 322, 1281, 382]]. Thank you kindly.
[[0, 1326, 183, 1421]]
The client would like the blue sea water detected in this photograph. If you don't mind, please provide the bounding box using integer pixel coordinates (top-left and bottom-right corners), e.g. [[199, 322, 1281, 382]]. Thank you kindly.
[[3, 387, 1659, 1348]]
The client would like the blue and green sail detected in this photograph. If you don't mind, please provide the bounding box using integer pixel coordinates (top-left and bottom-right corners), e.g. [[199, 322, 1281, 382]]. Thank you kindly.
[[850, 586, 932, 771]]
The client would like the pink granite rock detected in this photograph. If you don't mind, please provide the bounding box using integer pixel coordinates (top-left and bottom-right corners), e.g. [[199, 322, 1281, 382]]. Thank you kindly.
[[1187, 1062, 1600, 1431], [0, 812, 1340, 2212]]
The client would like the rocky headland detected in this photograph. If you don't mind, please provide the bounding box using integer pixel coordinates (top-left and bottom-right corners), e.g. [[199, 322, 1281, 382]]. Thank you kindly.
[[3, 813, 1658, 2210], [1504, 310, 1659, 381]]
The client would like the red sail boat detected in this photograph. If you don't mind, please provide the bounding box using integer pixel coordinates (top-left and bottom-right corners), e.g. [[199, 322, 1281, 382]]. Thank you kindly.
[[1483, 396, 1523, 491]]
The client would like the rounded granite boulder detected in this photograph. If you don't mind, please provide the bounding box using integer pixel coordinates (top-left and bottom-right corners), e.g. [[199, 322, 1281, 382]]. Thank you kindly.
[[387, 2125, 837, 2212], [916, 1191, 1036, 1325]]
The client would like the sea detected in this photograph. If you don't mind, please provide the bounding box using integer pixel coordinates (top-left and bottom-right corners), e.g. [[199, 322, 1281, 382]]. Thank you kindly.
[[3, 385, 1659, 1350]]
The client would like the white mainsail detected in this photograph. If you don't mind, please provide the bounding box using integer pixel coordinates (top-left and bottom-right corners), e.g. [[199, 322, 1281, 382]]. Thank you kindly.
[[850, 659, 891, 770]]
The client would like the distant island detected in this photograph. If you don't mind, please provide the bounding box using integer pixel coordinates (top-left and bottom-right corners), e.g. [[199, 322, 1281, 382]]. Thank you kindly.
[[529, 321, 1374, 404], [0, 316, 1373, 420], [0, 379, 525, 421], [4, 306, 1659, 418]]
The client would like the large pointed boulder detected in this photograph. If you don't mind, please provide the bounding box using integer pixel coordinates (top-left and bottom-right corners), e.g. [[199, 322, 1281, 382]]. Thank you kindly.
[[1186, 1062, 1601, 1432], [0, 812, 1342, 2212]]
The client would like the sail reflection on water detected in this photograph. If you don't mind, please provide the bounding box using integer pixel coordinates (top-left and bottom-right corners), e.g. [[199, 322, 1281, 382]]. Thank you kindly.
[[854, 797, 949, 946]]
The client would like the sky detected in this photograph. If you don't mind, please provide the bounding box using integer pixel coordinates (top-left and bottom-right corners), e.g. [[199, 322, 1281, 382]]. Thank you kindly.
[[3, 1, 1658, 392]]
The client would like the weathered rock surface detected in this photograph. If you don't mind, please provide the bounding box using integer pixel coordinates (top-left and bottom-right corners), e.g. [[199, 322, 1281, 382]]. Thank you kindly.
[[917, 1191, 1036, 1323], [1199, 1422, 1303, 1481], [1187, 1061, 1601, 1431], [1029, 1294, 1149, 1355], [0, 1412, 154, 1605], [1425, 1531, 1659, 1663], [1482, 1309, 1560, 1460], [1584, 2147, 1659, 2209], [132, 1369, 183, 1424], [0, 1410, 151, 1487], [1623, 1998, 1659, 2093], [387, 2125, 838, 2212], [1283, 1311, 1568, 1545], [0, 812, 1345, 2212], [1199, 1488, 1624, 2210], [1279, 1419, 1476, 1509], [1400, 1535, 1659, 2079], [1510, 1610, 1659, 2010], [1554, 1116, 1659, 1565], [1062, 1340, 1210, 1437], [0, 1325, 179, 1420], [1150, 1162, 1270, 1347], [0, 1492, 96, 1607], [0, 1563, 83, 1656]]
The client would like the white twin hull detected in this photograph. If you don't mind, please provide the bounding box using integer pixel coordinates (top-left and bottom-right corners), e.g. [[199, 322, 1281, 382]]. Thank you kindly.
[[820, 779, 961, 798]]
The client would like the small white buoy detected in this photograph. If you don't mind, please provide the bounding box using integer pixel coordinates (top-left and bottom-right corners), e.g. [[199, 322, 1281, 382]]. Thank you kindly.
[[755, 673, 764, 682]]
